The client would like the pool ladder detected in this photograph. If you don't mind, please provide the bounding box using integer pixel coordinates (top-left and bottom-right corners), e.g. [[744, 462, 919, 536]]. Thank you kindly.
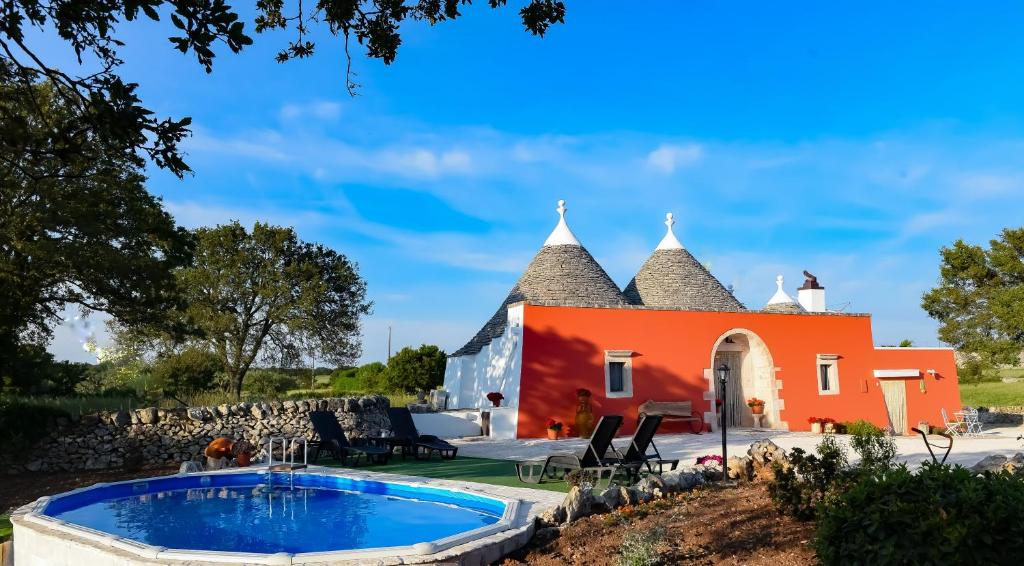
[[265, 437, 308, 489]]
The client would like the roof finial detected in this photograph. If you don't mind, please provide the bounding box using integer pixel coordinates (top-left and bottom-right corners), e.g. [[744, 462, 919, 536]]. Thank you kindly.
[[655, 212, 684, 250], [543, 198, 581, 247], [767, 274, 797, 305]]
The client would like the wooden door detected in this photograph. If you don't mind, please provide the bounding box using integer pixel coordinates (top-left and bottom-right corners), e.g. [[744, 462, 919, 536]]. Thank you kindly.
[[879, 379, 908, 435]]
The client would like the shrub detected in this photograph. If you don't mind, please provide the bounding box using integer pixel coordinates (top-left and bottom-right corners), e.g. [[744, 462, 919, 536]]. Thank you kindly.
[[850, 429, 896, 470], [150, 348, 224, 395], [0, 398, 70, 458], [843, 419, 883, 437], [815, 463, 1024, 565], [242, 369, 300, 396], [380, 346, 446, 393], [617, 526, 665, 566], [768, 433, 848, 520]]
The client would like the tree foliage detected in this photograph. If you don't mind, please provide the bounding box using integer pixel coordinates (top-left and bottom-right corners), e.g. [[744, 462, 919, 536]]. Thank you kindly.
[[115, 222, 372, 399], [150, 347, 224, 396], [381, 344, 446, 393], [1, 0, 565, 178], [0, 69, 194, 387], [922, 227, 1024, 378]]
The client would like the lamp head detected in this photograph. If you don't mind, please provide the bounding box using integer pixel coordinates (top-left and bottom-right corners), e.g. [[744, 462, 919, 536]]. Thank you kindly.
[[716, 363, 731, 383]]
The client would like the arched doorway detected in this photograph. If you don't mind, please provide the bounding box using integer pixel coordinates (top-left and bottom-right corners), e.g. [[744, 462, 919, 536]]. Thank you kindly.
[[706, 329, 781, 430]]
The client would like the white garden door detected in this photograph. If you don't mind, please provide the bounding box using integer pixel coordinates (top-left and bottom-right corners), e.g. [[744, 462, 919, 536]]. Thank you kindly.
[[879, 379, 908, 435]]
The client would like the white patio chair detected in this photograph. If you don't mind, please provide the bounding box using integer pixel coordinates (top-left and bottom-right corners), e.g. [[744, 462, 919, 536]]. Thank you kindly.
[[941, 408, 966, 437], [961, 407, 983, 436]]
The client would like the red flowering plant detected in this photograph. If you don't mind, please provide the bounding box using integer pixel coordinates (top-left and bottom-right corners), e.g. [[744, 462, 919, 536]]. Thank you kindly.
[[747, 397, 765, 408], [696, 454, 723, 466], [545, 418, 564, 431], [486, 392, 504, 403]]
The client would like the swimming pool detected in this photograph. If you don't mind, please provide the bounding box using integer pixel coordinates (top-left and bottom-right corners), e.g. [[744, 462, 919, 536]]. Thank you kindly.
[[14, 469, 521, 565]]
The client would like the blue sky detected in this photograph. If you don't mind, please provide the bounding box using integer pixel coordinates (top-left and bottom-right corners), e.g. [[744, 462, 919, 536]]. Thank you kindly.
[[49, 1, 1024, 364]]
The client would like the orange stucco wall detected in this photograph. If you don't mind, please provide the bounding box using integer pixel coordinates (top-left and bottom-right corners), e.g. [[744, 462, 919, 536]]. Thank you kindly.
[[871, 347, 962, 431], [516, 304, 961, 438]]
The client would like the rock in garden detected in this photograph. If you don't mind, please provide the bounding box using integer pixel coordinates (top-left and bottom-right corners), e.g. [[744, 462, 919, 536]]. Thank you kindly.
[[747, 439, 790, 481], [599, 485, 629, 510], [562, 486, 599, 524], [970, 454, 1009, 474], [636, 474, 667, 498], [728, 455, 754, 481]]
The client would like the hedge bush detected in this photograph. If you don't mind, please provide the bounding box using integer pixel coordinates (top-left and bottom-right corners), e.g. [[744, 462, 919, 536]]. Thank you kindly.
[[815, 463, 1024, 565], [0, 398, 70, 458]]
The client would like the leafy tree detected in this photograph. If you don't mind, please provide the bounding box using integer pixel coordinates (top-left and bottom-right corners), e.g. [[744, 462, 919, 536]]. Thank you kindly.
[[922, 228, 1024, 382], [2, 0, 565, 179], [116, 222, 372, 399], [381, 345, 446, 393], [898, 339, 914, 347], [0, 70, 194, 387], [242, 369, 299, 396], [150, 347, 224, 396]]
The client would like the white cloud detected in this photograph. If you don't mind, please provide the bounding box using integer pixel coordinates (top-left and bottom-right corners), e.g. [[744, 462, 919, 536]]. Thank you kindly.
[[280, 100, 342, 121], [955, 172, 1023, 197], [646, 143, 705, 173]]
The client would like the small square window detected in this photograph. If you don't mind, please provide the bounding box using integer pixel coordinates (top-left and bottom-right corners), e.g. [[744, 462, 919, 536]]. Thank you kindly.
[[817, 355, 840, 395], [604, 350, 633, 398], [609, 362, 626, 392]]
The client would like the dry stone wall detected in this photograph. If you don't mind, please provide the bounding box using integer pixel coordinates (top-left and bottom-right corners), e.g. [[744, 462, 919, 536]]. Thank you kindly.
[[4, 395, 391, 474]]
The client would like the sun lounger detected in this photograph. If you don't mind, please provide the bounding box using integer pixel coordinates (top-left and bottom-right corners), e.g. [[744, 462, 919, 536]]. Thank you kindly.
[[514, 415, 624, 484], [309, 411, 391, 466], [385, 407, 459, 460], [605, 414, 678, 480]]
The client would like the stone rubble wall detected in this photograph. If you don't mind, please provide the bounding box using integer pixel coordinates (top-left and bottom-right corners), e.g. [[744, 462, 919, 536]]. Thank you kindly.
[[976, 406, 1024, 425], [2, 395, 391, 474]]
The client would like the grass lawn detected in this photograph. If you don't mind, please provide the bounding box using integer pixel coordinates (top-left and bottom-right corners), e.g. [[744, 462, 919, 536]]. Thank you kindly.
[[0, 515, 11, 542], [960, 380, 1024, 407], [324, 456, 569, 493]]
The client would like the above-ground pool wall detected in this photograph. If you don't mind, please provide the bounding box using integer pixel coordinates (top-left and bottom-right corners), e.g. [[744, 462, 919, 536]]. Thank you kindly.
[[515, 304, 955, 438], [872, 347, 961, 432], [443, 304, 524, 412]]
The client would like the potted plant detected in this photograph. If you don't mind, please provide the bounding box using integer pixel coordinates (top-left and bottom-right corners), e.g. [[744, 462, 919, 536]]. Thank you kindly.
[[822, 417, 837, 434], [546, 418, 564, 440], [747, 397, 766, 415], [808, 416, 823, 434], [486, 392, 504, 407]]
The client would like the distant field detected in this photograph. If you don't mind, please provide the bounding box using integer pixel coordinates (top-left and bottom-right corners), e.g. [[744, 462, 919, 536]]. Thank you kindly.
[[960, 380, 1024, 407]]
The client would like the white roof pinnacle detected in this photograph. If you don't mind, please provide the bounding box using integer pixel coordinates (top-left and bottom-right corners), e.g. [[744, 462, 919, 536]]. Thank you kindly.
[[767, 274, 797, 305], [543, 199, 581, 246], [655, 212, 685, 250]]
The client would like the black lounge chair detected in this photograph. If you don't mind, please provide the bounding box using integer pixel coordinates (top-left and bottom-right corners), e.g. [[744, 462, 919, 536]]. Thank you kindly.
[[606, 415, 678, 480], [514, 415, 624, 484], [385, 407, 459, 460], [309, 411, 391, 466]]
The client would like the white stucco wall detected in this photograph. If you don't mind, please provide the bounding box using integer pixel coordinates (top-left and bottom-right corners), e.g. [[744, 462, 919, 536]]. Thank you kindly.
[[443, 304, 524, 418], [411, 411, 482, 438]]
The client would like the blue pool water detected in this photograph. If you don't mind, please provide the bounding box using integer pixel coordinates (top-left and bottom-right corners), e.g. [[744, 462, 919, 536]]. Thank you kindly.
[[43, 472, 504, 554]]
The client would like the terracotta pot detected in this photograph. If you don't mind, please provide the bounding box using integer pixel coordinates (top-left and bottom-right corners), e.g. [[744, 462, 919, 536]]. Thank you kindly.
[[751, 404, 765, 415], [236, 453, 251, 467], [547, 429, 559, 440], [810, 422, 823, 434]]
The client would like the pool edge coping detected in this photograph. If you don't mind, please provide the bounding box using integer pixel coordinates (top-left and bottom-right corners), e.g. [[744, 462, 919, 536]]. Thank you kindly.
[[11, 465, 555, 565]]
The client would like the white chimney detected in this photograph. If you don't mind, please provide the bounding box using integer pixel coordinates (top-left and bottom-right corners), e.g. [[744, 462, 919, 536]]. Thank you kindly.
[[797, 270, 826, 312]]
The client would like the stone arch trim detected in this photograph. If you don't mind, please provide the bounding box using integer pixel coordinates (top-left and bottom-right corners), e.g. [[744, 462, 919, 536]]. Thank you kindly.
[[703, 328, 787, 431]]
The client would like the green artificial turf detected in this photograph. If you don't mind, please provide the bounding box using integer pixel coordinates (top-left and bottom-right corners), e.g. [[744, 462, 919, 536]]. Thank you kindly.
[[324, 455, 569, 493], [0, 515, 11, 542]]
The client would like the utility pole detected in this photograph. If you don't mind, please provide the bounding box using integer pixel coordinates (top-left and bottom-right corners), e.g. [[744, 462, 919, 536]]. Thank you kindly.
[[387, 325, 392, 362]]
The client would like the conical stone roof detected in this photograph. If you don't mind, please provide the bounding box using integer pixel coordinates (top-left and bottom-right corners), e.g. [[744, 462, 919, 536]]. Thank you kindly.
[[622, 214, 745, 311], [763, 275, 806, 313], [453, 202, 627, 357]]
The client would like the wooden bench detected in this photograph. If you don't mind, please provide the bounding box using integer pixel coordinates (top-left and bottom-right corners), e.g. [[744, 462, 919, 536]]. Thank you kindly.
[[638, 400, 705, 434]]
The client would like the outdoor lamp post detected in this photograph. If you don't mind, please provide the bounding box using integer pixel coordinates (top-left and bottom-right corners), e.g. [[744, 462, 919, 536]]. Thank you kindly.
[[717, 363, 731, 482]]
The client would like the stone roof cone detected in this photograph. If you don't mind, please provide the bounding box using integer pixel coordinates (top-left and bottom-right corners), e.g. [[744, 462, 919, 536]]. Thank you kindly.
[[763, 275, 806, 313], [453, 200, 627, 356], [623, 213, 745, 311]]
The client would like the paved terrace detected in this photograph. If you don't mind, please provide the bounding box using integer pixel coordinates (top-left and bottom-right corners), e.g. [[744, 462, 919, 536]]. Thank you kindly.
[[450, 426, 1024, 469]]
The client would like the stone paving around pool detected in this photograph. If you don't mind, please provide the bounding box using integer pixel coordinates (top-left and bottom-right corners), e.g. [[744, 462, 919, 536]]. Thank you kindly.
[[451, 425, 1024, 469]]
